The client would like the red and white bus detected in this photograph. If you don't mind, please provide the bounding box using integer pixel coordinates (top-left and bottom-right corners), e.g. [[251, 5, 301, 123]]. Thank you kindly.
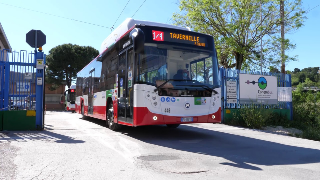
[[65, 85, 76, 112], [75, 18, 221, 130]]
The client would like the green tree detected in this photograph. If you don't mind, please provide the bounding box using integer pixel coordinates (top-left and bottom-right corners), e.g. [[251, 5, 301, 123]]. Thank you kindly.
[[269, 66, 280, 73], [298, 73, 306, 83], [295, 82, 304, 93], [304, 78, 314, 88], [301, 67, 319, 82], [46, 44, 99, 90], [173, 0, 305, 70], [293, 68, 300, 73]]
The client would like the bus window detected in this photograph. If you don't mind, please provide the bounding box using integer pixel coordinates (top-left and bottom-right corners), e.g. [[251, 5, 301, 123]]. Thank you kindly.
[[190, 57, 214, 84], [137, 46, 167, 85]]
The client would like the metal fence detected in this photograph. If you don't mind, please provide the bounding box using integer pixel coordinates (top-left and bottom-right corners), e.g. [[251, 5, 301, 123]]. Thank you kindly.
[[0, 49, 37, 111], [220, 68, 293, 121]]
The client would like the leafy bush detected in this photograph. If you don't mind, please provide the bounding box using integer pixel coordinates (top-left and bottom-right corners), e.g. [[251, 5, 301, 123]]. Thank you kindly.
[[224, 111, 246, 127], [291, 81, 320, 140], [265, 111, 290, 128], [238, 106, 267, 129], [301, 127, 320, 141], [225, 104, 271, 129], [225, 78, 320, 141], [293, 103, 320, 125]]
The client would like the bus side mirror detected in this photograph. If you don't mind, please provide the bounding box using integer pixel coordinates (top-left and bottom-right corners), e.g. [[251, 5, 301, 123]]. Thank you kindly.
[[130, 28, 145, 54]]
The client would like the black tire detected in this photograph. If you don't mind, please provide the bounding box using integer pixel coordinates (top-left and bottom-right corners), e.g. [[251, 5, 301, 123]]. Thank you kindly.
[[166, 124, 180, 128], [107, 106, 121, 131]]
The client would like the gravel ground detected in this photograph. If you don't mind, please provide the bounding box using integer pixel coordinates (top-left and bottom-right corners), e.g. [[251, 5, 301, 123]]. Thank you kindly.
[[0, 141, 18, 180]]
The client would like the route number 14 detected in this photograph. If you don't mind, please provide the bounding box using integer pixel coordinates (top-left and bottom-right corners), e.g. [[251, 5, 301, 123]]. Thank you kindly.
[[152, 30, 164, 41]]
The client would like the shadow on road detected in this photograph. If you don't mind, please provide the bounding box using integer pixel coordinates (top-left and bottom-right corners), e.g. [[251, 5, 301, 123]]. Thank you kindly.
[[123, 125, 320, 170], [78, 116, 106, 127], [79, 117, 320, 171], [0, 128, 85, 144]]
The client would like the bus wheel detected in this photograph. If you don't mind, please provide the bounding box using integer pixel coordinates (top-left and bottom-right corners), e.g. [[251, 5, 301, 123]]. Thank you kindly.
[[166, 124, 180, 128], [107, 106, 121, 131]]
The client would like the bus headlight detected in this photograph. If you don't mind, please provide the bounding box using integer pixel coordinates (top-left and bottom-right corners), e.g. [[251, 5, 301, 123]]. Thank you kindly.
[[153, 116, 157, 120], [212, 115, 215, 119]]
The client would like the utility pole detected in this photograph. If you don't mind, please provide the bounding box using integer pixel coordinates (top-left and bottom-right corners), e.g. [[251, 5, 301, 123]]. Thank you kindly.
[[260, 2, 263, 73], [280, 0, 285, 74]]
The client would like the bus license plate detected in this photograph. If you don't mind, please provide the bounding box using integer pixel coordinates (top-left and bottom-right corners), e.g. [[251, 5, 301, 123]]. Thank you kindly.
[[181, 117, 193, 122]]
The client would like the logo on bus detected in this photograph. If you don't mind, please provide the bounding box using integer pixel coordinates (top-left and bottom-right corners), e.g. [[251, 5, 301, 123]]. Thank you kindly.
[[123, 40, 131, 49], [152, 30, 164, 41], [185, 103, 190, 109]]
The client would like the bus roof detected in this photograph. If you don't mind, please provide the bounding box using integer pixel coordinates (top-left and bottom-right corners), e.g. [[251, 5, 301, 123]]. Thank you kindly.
[[78, 19, 191, 75], [99, 18, 190, 54]]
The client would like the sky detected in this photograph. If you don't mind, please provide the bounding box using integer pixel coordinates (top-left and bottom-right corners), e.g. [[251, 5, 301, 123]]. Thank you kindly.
[[0, 0, 319, 72]]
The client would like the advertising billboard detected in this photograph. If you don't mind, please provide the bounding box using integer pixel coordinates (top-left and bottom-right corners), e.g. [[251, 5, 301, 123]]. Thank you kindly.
[[239, 74, 278, 104]]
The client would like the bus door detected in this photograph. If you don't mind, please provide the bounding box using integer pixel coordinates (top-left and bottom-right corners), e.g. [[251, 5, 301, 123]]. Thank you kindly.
[[88, 68, 95, 114], [117, 48, 134, 124], [64, 90, 67, 110]]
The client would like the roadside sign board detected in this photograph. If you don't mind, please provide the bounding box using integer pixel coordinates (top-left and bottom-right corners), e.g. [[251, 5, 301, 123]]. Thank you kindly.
[[25, 73, 32, 80], [26, 30, 46, 48], [36, 59, 44, 69], [227, 81, 237, 103], [239, 74, 278, 104], [16, 82, 30, 92]]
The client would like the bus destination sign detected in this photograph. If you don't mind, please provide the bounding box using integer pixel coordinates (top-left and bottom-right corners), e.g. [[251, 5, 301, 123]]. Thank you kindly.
[[152, 30, 207, 47]]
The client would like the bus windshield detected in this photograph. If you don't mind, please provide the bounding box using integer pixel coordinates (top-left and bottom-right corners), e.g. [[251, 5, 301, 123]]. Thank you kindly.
[[137, 45, 219, 97], [67, 90, 76, 102], [69, 92, 76, 102]]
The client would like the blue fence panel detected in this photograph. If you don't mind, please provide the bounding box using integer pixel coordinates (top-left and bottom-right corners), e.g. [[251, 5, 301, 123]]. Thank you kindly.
[[220, 68, 225, 122], [0, 50, 37, 111], [0, 50, 4, 110]]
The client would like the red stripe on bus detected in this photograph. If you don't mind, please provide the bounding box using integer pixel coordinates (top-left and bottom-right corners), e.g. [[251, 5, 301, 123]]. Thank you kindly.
[[118, 26, 135, 41], [117, 121, 133, 126], [133, 107, 221, 126], [76, 103, 221, 126], [78, 105, 106, 120]]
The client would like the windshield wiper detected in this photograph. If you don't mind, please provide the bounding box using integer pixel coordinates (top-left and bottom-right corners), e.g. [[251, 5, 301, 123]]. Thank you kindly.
[[177, 84, 219, 94], [154, 79, 195, 92], [201, 85, 218, 94], [154, 80, 219, 94]]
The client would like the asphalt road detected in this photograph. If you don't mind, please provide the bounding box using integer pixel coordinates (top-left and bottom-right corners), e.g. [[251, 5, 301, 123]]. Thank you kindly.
[[1, 111, 320, 180]]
